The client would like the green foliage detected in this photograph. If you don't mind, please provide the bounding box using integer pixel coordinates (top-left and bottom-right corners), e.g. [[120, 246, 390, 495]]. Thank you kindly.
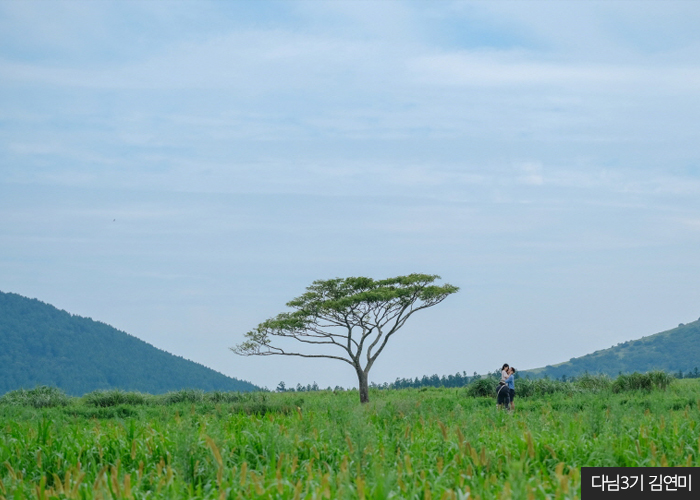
[[0, 385, 71, 408], [82, 389, 152, 407], [163, 391, 293, 414], [515, 378, 578, 397], [386, 371, 476, 389], [287, 274, 460, 312], [234, 273, 459, 357], [612, 370, 674, 392], [573, 373, 612, 391], [159, 388, 207, 404], [204, 390, 245, 403], [0, 381, 699, 499], [451, 371, 668, 399], [465, 377, 497, 397], [0, 290, 259, 395]]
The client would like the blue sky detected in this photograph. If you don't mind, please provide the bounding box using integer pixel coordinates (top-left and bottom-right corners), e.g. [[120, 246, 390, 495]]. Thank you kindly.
[[1, 1, 700, 390]]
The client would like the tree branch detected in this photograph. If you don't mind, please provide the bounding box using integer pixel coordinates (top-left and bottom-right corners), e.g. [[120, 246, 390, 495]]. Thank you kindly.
[[231, 344, 356, 367]]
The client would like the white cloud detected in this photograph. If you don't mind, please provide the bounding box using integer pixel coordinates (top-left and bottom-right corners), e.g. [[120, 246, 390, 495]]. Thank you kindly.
[[410, 52, 626, 87], [515, 162, 544, 186], [408, 50, 700, 92], [680, 218, 700, 231]]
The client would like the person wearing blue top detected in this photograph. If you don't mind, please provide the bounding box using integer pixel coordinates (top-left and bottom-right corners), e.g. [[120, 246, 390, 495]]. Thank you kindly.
[[506, 367, 516, 411]]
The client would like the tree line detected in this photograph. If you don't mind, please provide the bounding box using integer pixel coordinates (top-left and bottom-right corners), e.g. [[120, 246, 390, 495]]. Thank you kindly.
[[275, 370, 510, 392], [276, 367, 700, 393]]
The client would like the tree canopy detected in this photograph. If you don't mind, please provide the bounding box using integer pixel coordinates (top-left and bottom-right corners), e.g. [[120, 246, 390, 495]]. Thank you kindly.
[[232, 274, 458, 402]]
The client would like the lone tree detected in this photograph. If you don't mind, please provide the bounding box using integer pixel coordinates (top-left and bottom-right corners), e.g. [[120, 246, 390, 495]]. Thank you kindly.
[[232, 274, 458, 403]]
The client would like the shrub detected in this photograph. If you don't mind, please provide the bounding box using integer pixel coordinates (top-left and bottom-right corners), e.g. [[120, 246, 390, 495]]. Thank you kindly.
[[159, 389, 206, 405], [573, 373, 612, 391], [612, 371, 674, 392], [647, 370, 674, 390], [205, 391, 245, 404], [516, 378, 576, 397], [69, 405, 139, 419], [465, 378, 497, 398], [465, 376, 576, 399], [0, 386, 71, 408], [82, 389, 151, 407]]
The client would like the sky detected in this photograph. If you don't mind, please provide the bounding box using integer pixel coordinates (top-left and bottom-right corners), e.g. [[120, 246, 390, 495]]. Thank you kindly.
[[1, 0, 699, 391]]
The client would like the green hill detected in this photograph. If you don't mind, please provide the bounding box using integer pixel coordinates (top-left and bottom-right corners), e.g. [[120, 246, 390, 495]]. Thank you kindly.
[[526, 318, 700, 379], [0, 290, 259, 395]]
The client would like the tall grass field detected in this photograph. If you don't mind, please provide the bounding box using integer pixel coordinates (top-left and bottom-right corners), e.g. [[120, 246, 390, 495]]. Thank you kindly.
[[1, 374, 698, 499]]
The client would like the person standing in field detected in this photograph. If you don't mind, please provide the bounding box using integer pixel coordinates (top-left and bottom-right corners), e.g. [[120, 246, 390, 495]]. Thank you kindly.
[[500, 364, 509, 384], [506, 367, 516, 411], [497, 363, 510, 409]]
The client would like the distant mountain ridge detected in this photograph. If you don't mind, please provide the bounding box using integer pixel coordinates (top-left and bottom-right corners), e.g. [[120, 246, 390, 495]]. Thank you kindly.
[[525, 318, 700, 379], [0, 291, 258, 395]]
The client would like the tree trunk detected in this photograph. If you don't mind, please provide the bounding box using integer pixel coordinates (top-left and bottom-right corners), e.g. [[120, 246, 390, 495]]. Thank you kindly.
[[357, 369, 369, 404]]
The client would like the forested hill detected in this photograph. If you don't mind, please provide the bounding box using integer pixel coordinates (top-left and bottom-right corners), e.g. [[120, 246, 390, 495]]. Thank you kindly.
[[526, 318, 700, 380], [0, 291, 258, 395]]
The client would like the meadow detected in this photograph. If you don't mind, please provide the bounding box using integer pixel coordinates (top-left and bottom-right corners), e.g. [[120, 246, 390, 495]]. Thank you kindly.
[[1, 375, 699, 500]]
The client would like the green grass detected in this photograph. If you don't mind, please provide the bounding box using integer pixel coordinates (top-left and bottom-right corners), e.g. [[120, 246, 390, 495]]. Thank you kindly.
[[1, 379, 699, 499]]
